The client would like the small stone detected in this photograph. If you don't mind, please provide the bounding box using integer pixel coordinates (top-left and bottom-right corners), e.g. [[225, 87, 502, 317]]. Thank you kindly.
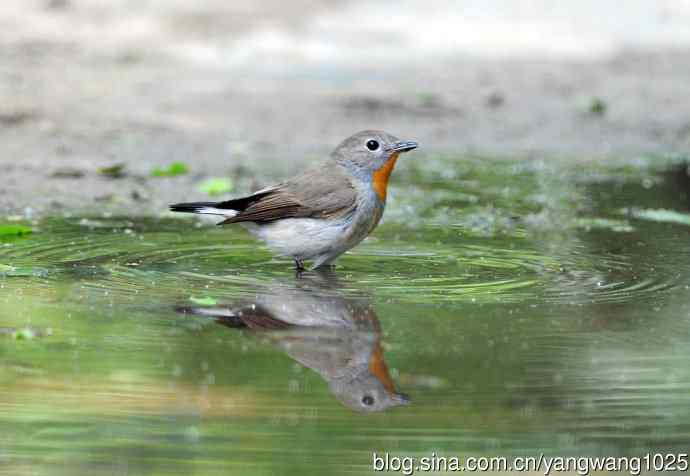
[[46, 0, 70, 10], [485, 92, 505, 108]]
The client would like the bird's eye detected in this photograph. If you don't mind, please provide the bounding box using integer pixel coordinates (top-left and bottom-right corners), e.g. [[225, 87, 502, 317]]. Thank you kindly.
[[362, 395, 375, 406], [366, 140, 380, 151]]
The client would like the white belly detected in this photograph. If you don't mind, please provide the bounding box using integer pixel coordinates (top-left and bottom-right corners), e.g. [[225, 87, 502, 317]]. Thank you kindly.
[[242, 218, 353, 266], [241, 189, 385, 268]]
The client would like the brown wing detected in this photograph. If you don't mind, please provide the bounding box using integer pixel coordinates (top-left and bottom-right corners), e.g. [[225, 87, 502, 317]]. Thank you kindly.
[[175, 305, 293, 331], [227, 306, 294, 331], [220, 165, 357, 225]]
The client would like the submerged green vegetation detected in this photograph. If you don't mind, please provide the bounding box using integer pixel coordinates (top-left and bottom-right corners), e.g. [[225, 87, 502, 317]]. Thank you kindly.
[[1, 156, 689, 475], [0, 224, 32, 236]]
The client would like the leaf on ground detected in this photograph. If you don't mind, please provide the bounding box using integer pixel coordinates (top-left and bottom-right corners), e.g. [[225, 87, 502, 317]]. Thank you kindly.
[[51, 167, 85, 179], [589, 97, 608, 116], [98, 163, 127, 178], [622, 208, 690, 226], [190, 296, 218, 306], [417, 92, 439, 107], [151, 162, 189, 178], [199, 178, 233, 197], [0, 225, 33, 236]]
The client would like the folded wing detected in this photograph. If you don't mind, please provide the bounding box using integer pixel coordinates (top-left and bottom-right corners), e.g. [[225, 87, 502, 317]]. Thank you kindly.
[[219, 166, 357, 225]]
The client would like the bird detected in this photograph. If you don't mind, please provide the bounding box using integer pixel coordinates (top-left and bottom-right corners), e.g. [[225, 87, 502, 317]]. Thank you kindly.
[[177, 271, 411, 413], [170, 131, 418, 270]]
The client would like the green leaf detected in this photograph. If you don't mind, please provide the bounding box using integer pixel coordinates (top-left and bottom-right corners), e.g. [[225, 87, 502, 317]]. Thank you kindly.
[[199, 178, 233, 197], [589, 97, 608, 116], [13, 328, 36, 341], [0, 264, 15, 273], [151, 162, 189, 178], [622, 208, 690, 226], [98, 163, 127, 178], [417, 92, 439, 107], [189, 296, 218, 306], [0, 225, 33, 236]]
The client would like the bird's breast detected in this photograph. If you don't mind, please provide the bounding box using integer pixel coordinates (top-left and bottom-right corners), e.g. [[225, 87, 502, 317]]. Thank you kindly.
[[346, 191, 385, 242]]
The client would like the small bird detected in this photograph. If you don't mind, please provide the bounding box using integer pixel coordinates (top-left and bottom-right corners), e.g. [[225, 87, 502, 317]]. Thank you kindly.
[[170, 131, 418, 270]]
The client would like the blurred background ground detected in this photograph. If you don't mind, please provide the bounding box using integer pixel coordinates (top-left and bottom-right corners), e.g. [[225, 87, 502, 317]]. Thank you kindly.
[[1, 0, 690, 215]]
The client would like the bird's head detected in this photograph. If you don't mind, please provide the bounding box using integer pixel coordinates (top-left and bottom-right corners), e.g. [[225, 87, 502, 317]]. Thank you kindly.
[[332, 130, 418, 201]]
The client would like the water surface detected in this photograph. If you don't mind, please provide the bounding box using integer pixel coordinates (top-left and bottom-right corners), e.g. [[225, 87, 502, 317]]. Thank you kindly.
[[1, 157, 689, 475]]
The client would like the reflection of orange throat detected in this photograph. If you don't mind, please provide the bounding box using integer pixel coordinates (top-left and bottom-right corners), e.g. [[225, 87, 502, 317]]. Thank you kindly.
[[372, 153, 400, 201], [368, 343, 397, 393]]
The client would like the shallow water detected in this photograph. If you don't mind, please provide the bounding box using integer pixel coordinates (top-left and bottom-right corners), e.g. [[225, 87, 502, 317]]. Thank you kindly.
[[1, 157, 690, 475]]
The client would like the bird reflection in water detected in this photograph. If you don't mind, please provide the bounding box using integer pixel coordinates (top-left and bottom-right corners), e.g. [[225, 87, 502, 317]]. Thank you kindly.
[[177, 271, 410, 413]]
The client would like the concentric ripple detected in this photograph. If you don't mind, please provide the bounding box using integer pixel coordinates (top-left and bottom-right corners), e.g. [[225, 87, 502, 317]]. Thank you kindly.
[[0, 218, 545, 306], [0, 216, 686, 307], [547, 272, 684, 305]]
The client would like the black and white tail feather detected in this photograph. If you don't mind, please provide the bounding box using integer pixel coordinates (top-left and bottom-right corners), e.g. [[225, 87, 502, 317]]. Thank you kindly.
[[170, 189, 275, 224], [169, 202, 239, 219], [175, 305, 247, 328], [176, 305, 293, 331]]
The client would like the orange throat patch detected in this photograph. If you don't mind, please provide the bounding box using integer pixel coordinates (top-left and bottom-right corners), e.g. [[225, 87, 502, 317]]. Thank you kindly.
[[372, 153, 400, 201], [368, 343, 397, 394]]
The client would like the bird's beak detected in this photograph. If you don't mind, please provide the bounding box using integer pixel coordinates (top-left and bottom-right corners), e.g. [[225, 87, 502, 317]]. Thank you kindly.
[[393, 393, 412, 405], [390, 141, 419, 153]]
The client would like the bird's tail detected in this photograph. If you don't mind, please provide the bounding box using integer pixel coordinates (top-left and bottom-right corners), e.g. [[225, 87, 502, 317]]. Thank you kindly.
[[175, 305, 247, 328], [169, 202, 238, 218], [170, 190, 275, 219]]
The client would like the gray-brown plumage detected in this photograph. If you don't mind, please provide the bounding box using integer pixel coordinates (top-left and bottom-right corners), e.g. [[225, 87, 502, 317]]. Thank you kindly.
[[217, 166, 358, 225]]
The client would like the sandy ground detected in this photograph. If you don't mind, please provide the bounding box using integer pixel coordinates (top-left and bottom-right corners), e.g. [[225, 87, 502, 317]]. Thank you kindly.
[[1, 0, 690, 216]]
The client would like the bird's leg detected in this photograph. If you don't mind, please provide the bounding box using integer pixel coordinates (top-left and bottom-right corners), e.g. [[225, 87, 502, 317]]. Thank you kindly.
[[294, 259, 306, 272]]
